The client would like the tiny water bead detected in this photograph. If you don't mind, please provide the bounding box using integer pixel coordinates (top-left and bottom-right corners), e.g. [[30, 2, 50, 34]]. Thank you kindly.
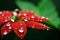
[[24, 19, 28, 22], [32, 24, 35, 28], [6, 23, 11, 27], [19, 28, 24, 33], [4, 20, 8, 22], [8, 27, 12, 29], [31, 15, 35, 18], [3, 31, 7, 35], [0, 12, 2, 14], [0, 10, 51, 39], [11, 19, 15, 22], [13, 12, 17, 16], [23, 13, 27, 16]]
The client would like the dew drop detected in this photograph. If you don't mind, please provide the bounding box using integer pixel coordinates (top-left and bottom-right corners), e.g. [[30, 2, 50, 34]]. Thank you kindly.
[[6, 23, 10, 27], [9, 27, 12, 29], [3, 31, 7, 35], [23, 13, 27, 16], [31, 16, 34, 18], [19, 28, 24, 33], [24, 19, 28, 21]]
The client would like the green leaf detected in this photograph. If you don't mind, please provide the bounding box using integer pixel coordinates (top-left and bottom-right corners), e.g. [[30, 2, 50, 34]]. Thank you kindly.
[[11, 16, 16, 21], [38, 0, 60, 28], [15, 0, 39, 14]]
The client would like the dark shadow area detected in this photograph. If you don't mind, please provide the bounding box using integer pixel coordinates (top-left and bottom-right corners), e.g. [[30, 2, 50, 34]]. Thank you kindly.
[[0, 0, 20, 11]]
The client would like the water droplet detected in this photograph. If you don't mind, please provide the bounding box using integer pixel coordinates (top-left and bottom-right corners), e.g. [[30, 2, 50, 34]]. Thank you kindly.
[[5, 20, 8, 22], [40, 20, 42, 22], [19, 28, 24, 33], [6, 11, 9, 13], [44, 25, 46, 26], [23, 13, 27, 16], [46, 18, 48, 20], [47, 29, 49, 31], [6, 23, 10, 26], [20, 24, 22, 25], [9, 27, 12, 29], [4, 31, 7, 35], [31, 16, 34, 18], [11, 19, 15, 22], [28, 18, 30, 20], [32, 24, 35, 28], [41, 16, 45, 19], [0, 12, 2, 14], [2, 14, 4, 16], [24, 19, 28, 21], [15, 9, 19, 11], [21, 35, 23, 36], [19, 13, 21, 16], [8, 17, 10, 18], [13, 12, 17, 16]]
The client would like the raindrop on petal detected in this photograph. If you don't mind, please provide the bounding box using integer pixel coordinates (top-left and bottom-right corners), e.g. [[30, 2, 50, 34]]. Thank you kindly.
[[24, 19, 28, 21], [9, 27, 12, 29], [23, 13, 27, 16], [3, 31, 7, 35], [6, 24, 10, 27], [19, 28, 24, 33], [31, 16, 34, 18]]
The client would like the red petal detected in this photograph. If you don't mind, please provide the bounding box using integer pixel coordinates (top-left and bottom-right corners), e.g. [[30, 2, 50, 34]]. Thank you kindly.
[[40, 16, 48, 22], [25, 21, 50, 30], [0, 16, 4, 24], [12, 21, 27, 39], [17, 11, 34, 18], [27, 15, 40, 22], [1, 22, 12, 37], [0, 11, 13, 24], [2, 11, 13, 22], [2, 11, 13, 17], [17, 10, 48, 23]]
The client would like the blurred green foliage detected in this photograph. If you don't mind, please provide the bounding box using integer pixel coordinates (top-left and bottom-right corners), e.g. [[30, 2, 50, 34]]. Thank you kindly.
[[15, 0, 60, 28], [16, 0, 39, 14], [38, 0, 60, 28]]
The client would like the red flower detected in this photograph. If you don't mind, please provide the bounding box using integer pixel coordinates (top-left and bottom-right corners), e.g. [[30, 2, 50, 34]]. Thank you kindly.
[[1, 10, 50, 39], [0, 11, 13, 24]]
